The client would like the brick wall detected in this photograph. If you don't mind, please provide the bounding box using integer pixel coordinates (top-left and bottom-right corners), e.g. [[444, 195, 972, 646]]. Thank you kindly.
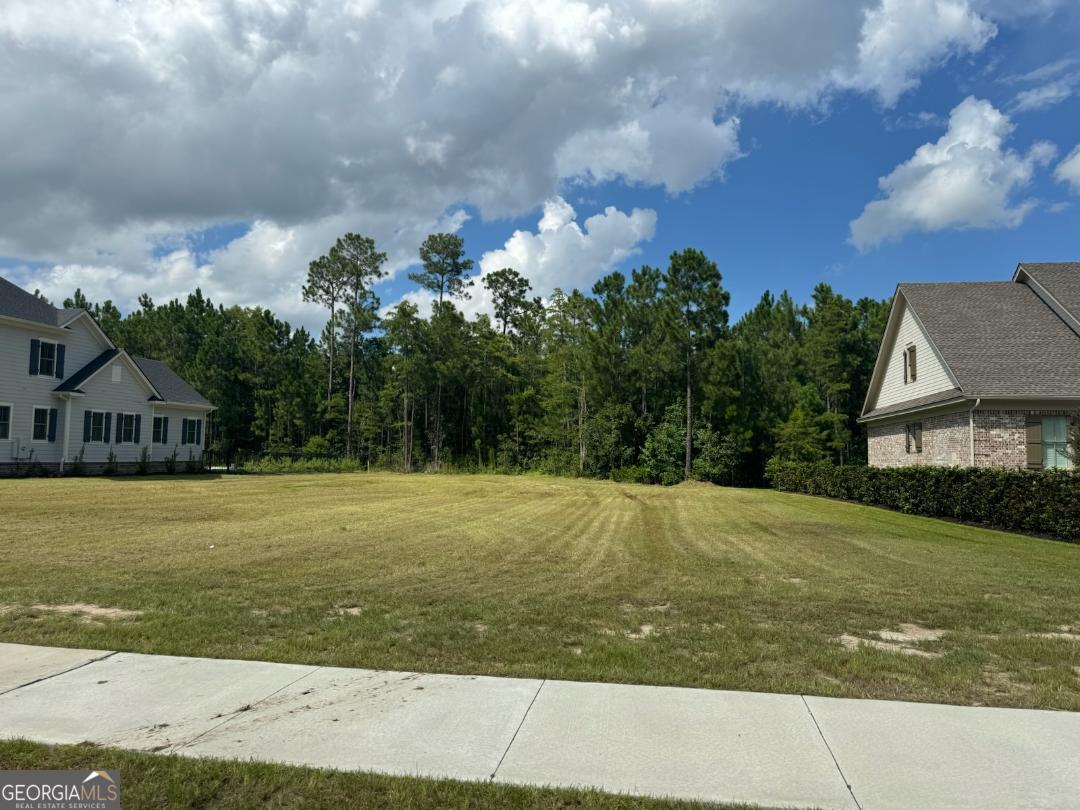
[[869, 408, 1078, 469], [973, 409, 1077, 468], [867, 409, 969, 468]]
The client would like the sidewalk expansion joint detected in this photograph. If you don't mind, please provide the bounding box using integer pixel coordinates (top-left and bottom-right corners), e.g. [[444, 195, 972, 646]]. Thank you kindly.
[[801, 695, 863, 810], [0, 650, 118, 697], [172, 665, 326, 753], [490, 678, 546, 781]]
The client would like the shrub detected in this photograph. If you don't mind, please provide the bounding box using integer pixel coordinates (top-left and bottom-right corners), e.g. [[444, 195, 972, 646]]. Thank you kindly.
[[302, 435, 333, 457], [610, 465, 650, 484], [765, 459, 1080, 543], [184, 449, 201, 474], [136, 446, 151, 475], [103, 448, 117, 476], [164, 448, 178, 475], [240, 456, 364, 474], [69, 446, 86, 476]]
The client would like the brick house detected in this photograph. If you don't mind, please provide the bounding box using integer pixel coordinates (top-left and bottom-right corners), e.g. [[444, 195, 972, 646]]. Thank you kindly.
[[860, 263, 1080, 470]]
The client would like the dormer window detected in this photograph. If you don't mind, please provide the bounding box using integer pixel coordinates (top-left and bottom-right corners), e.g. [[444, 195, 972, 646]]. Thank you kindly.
[[903, 345, 917, 384]]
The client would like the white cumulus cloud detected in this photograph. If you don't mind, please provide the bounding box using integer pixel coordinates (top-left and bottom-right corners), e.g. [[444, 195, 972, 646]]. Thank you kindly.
[[1056, 145, 1080, 193], [0, 0, 1002, 321], [849, 97, 1056, 250], [392, 197, 656, 319]]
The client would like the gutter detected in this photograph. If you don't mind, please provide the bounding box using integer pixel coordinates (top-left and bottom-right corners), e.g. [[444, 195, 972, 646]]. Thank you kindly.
[[969, 398, 981, 467]]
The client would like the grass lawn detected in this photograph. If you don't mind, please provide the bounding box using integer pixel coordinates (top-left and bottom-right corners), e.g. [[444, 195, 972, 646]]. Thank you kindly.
[[0, 740, 732, 809], [1, 472, 1079, 710]]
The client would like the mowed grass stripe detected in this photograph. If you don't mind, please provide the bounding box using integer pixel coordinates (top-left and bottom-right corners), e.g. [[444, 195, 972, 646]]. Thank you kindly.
[[1, 472, 1078, 709]]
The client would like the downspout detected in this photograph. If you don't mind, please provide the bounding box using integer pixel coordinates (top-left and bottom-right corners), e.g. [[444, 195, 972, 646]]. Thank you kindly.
[[968, 397, 981, 467], [60, 396, 72, 475]]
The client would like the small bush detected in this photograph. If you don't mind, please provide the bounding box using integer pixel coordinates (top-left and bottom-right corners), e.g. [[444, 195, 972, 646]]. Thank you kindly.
[[184, 449, 201, 474], [69, 446, 86, 476], [136, 446, 151, 475], [765, 459, 1080, 542], [610, 465, 649, 484], [103, 448, 117, 476], [164, 448, 178, 475]]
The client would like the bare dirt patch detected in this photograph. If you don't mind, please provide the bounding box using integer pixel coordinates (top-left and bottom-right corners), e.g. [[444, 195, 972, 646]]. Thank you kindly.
[[332, 606, 364, 617], [877, 623, 947, 643], [838, 624, 947, 658], [1029, 625, 1080, 641], [625, 623, 654, 640], [0, 603, 142, 622]]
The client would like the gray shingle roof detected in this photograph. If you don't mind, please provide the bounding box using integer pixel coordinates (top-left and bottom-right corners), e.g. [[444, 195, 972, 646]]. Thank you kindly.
[[0, 275, 78, 326], [54, 349, 121, 393], [133, 356, 213, 407], [1016, 262, 1080, 327], [899, 280, 1080, 398]]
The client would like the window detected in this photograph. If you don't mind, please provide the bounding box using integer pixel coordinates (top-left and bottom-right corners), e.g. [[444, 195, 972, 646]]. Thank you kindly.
[[119, 413, 136, 444], [903, 345, 917, 384], [183, 418, 200, 446], [1042, 416, 1069, 470], [32, 407, 49, 442], [89, 411, 105, 442], [38, 341, 56, 376], [0, 405, 10, 440], [905, 422, 923, 454], [152, 416, 167, 444]]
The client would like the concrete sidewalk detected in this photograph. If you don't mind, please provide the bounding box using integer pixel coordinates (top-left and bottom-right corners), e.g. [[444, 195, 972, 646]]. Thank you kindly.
[[2, 643, 1079, 809]]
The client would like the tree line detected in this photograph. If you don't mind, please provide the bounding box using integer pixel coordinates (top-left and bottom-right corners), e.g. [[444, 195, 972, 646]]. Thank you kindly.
[[62, 232, 890, 484]]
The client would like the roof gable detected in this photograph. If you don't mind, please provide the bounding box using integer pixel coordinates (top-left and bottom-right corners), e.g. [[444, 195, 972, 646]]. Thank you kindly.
[[898, 280, 1080, 398], [1013, 262, 1080, 337], [132, 356, 213, 408]]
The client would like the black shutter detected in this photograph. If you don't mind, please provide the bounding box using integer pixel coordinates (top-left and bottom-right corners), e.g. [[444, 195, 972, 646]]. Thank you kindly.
[[115, 412, 124, 444], [47, 408, 57, 442], [162, 416, 169, 444], [181, 418, 187, 445], [134, 414, 141, 444], [83, 411, 92, 443], [55, 344, 65, 378], [104, 412, 112, 443], [29, 339, 40, 375], [195, 419, 202, 446], [914, 422, 923, 453]]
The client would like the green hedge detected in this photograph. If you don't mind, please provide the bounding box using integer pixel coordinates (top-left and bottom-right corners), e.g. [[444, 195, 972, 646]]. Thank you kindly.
[[765, 459, 1080, 542]]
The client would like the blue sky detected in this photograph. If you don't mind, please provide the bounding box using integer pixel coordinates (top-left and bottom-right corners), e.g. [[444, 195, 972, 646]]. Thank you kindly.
[[1, 1, 1079, 328]]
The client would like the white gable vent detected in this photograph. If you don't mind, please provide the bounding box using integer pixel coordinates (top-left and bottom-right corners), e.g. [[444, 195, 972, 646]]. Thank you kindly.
[[112, 365, 122, 383]]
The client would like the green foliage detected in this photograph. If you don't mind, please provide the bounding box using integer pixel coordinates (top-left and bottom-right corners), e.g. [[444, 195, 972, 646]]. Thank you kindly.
[[411, 233, 474, 303], [641, 403, 688, 485], [103, 448, 117, 476], [136, 446, 151, 475], [184, 449, 200, 474], [303, 435, 333, 457], [70, 234, 889, 485], [69, 447, 86, 477], [765, 460, 1080, 542], [240, 456, 365, 474], [164, 448, 178, 475]]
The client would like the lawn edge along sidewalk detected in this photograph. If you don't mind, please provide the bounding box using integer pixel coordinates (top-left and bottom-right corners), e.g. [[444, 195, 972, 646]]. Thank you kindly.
[[2, 643, 1079, 809]]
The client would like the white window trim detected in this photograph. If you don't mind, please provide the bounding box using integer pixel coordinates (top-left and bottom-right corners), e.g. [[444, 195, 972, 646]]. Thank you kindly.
[[0, 402, 12, 441], [37, 340, 58, 377], [87, 410, 108, 444], [184, 418, 200, 446], [117, 412, 137, 444], [31, 405, 51, 443], [152, 415, 165, 444]]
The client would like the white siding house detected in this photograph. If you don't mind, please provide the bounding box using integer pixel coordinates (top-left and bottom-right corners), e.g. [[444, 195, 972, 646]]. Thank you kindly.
[[0, 276, 214, 475]]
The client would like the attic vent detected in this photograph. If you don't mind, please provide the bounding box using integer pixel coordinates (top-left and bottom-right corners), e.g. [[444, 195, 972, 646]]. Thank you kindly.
[[112, 365, 122, 383]]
